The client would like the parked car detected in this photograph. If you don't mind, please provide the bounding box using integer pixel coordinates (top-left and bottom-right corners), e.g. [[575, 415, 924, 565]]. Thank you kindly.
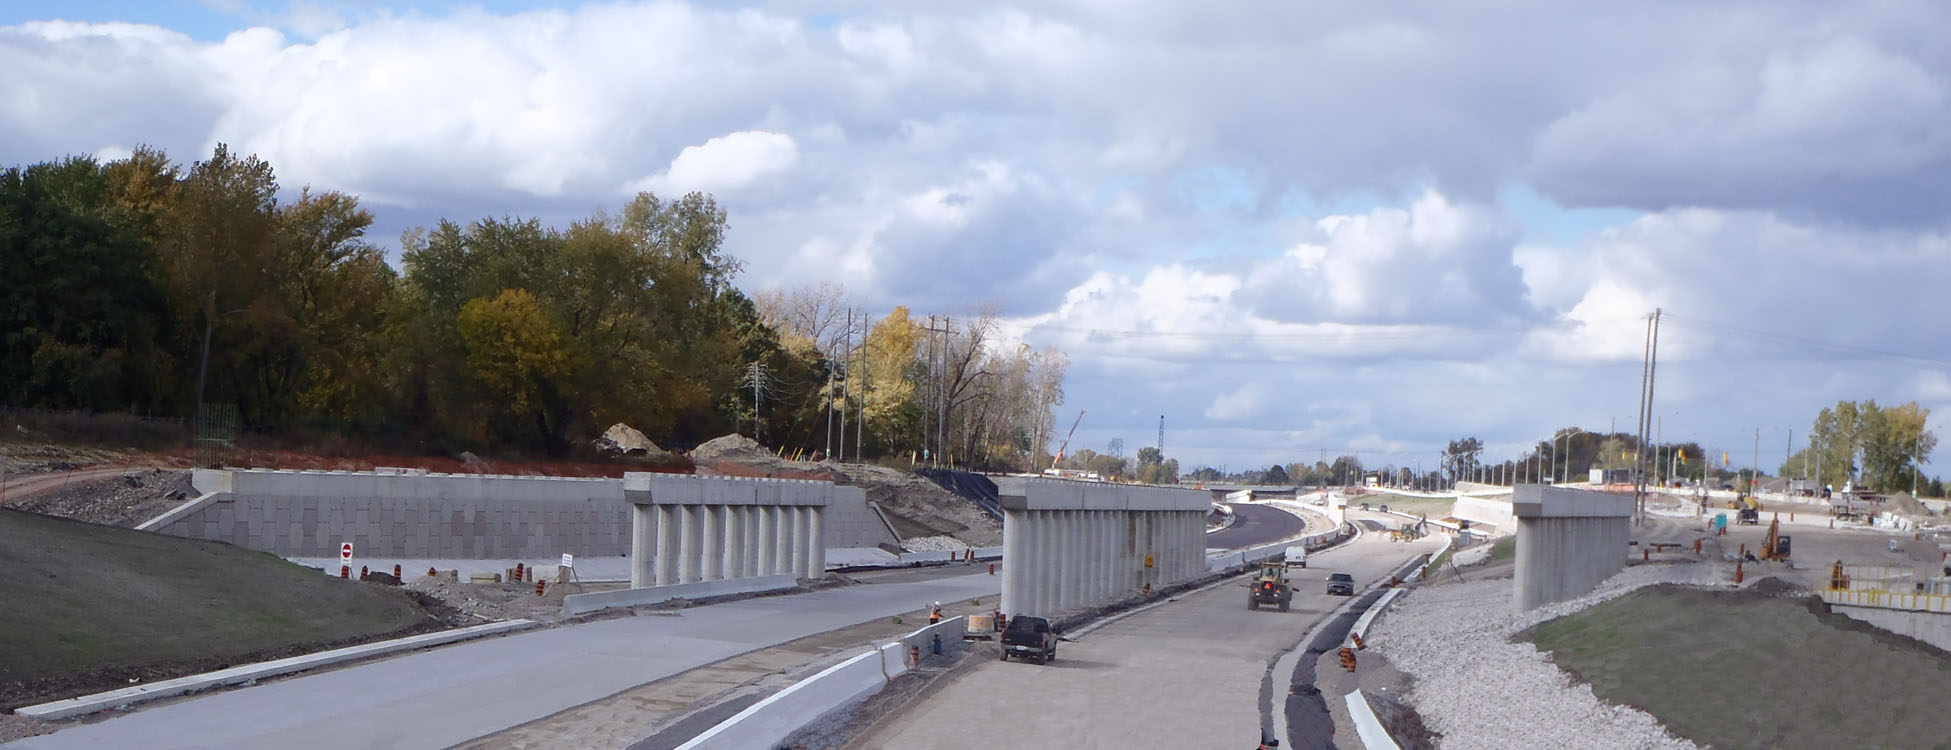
[[1326, 572, 1355, 596]]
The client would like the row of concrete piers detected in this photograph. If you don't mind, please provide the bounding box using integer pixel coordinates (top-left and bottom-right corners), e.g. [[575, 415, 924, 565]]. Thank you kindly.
[[623, 473, 837, 589]]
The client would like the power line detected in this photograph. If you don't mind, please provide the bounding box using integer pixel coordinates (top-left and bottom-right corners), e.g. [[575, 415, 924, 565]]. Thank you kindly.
[[1662, 314, 1951, 367]]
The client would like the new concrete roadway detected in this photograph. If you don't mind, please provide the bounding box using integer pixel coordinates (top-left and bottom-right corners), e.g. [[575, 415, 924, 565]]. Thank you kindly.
[[1207, 502, 1313, 550], [5, 572, 1005, 750], [857, 520, 1441, 748]]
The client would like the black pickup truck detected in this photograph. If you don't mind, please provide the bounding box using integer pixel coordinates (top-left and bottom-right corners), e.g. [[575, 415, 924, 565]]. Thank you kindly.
[[1000, 615, 1059, 663]]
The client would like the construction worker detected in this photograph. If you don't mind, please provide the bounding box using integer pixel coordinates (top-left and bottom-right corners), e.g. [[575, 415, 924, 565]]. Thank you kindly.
[[928, 601, 943, 625]]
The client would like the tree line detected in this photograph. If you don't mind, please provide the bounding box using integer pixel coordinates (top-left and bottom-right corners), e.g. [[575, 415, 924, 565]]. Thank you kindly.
[[0, 146, 1068, 468]]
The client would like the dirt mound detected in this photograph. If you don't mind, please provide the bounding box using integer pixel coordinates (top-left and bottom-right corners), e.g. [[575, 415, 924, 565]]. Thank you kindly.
[[692, 433, 772, 461], [1749, 575, 1810, 597], [0, 508, 449, 710], [1526, 582, 1951, 749], [9, 468, 194, 527], [1884, 491, 1934, 517]]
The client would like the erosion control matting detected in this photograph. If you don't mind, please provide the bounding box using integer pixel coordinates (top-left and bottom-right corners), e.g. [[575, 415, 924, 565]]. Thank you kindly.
[[1524, 580, 1951, 750], [1280, 588, 1386, 750]]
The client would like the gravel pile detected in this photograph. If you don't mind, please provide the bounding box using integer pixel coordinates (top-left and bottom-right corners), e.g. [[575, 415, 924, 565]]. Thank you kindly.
[[1370, 563, 1738, 750], [10, 468, 194, 527], [901, 535, 974, 552]]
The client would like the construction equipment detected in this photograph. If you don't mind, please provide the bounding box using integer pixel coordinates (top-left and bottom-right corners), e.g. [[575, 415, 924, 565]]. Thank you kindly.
[[1049, 409, 1085, 470], [1762, 517, 1791, 562], [1247, 561, 1293, 612]]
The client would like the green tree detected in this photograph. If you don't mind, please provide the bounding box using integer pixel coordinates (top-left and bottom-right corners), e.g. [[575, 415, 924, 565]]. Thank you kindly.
[[456, 288, 574, 443], [1262, 463, 1290, 484], [0, 156, 166, 409]]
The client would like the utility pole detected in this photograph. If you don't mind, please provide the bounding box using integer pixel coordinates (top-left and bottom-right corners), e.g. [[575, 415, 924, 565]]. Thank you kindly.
[[839, 307, 851, 462], [1751, 427, 1761, 494], [920, 314, 933, 463], [1157, 415, 1165, 456], [1633, 308, 1662, 516], [921, 316, 952, 466], [856, 311, 866, 460]]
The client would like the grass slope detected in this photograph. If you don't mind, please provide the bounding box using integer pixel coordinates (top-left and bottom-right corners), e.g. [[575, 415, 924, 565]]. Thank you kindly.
[[1525, 583, 1951, 750], [0, 509, 429, 707]]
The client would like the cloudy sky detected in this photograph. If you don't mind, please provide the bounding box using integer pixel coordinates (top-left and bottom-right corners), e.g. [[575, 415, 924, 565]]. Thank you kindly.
[[5, 0, 1949, 477]]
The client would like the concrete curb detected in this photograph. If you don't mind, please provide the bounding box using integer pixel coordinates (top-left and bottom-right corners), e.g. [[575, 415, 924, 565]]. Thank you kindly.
[[1345, 691, 1403, 750], [15, 619, 539, 720], [134, 491, 222, 532], [562, 574, 797, 616], [675, 616, 968, 749]]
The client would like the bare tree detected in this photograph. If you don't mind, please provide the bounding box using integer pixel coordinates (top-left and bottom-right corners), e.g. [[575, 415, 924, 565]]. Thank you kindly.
[[754, 282, 853, 356]]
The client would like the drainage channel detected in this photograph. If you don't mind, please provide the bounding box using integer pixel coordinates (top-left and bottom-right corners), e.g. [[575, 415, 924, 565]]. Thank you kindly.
[[1276, 588, 1388, 749]]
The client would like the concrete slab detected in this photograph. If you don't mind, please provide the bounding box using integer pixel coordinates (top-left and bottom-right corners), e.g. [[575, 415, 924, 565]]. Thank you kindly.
[[6, 574, 1003, 750], [15, 620, 537, 721]]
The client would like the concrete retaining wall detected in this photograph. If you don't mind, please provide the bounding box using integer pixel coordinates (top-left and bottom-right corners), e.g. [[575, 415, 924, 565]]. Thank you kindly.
[[677, 616, 968, 749], [146, 468, 898, 561], [154, 469, 627, 559], [1829, 605, 1951, 652], [1453, 494, 1515, 529], [561, 574, 798, 616]]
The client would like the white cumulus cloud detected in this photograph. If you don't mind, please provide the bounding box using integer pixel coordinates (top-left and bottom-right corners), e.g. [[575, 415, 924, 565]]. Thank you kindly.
[[625, 130, 799, 196]]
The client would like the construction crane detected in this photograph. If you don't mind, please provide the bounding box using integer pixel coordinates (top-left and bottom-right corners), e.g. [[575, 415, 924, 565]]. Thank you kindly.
[[1051, 410, 1085, 470]]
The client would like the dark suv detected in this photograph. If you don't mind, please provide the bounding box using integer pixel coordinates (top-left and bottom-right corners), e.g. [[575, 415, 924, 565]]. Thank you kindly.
[[1000, 615, 1059, 663], [1326, 572, 1355, 596]]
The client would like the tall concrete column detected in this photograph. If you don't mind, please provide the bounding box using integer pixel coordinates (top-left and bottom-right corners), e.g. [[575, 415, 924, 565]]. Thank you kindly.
[[1068, 511, 1086, 610], [699, 504, 721, 581], [1190, 511, 1205, 579], [1098, 511, 1113, 598], [655, 505, 680, 586], [756, 506, 776, 577], [1003, 507, 1027, 616], [630, 504, 656, 589], [1084, 511, 1100, 603], [743, 506, 761, 578], [804, 508, 825, 580], [789, 506, 811, 579], [721, 506, 743, 579], [677, 504, 702, 583], [1033, 510, 1054, 615], [777, 507, 798, 576]]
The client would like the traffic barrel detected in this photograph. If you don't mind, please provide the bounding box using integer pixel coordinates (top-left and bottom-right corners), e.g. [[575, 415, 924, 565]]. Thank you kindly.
[[535, 579, 546, 596], [360, 565, 369, 579], [1351, 633, 1366, 650], [515, 562, 525, 582], [393, 564, 402, 579], [427, 567, 437, 578], [340, 565, 349, 579], [1338, 647, 1357, 672]]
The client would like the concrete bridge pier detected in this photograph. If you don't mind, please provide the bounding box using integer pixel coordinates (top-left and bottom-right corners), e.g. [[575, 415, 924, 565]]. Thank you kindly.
[[623, 473, 835, 590], [998, 478, 1211, 618], [1513, 484, 1633, 610]]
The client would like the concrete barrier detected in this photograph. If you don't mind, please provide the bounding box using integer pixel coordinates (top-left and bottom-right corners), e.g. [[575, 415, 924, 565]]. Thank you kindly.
[[1345, 691, 1403, 750], [676, 616, 968, 749], [15, 619, 537, 720], [561, 574, 798, 616]]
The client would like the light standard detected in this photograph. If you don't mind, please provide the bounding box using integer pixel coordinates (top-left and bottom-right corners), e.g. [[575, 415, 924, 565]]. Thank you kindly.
[[1559, 427, 1582, 485]]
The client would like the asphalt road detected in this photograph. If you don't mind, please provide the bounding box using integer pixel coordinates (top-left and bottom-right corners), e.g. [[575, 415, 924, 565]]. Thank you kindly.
[[7, 573, 1004, 750], [857, 527, 1440, 748], [1207, 502, 1313, 550]]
